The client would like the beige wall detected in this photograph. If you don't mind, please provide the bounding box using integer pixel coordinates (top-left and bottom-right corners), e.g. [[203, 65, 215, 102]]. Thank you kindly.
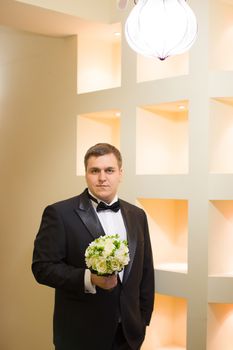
[[2, 1, 233, 350], [0, 27, 83, 350]]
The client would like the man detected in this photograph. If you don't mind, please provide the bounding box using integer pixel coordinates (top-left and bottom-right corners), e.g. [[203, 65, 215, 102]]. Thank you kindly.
[[32, 143, 154, 350]]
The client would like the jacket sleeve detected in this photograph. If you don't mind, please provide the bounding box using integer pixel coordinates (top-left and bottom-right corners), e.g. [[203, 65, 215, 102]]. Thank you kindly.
[[32, 205, 85, 294], [140, 211, 155, 325]]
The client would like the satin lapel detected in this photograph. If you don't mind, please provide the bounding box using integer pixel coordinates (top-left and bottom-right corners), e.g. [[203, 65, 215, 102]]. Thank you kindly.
[[74, 190, 105, 240], [120, 201, 137, 284]]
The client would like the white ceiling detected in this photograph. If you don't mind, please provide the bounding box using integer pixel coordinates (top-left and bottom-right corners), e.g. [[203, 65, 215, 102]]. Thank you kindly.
[[0, 0, 121, 39], [15, 0, 117, 22]]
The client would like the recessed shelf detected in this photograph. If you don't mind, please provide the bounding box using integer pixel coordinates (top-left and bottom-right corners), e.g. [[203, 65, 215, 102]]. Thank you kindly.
[[208, 276, 233, 302], [76, 110, 120, 175], [211, 272, 233, 277], [214, 272, 233, 277], [210, 0, 233, 71], [142, 294, 187, 350], [207, 303, 233, 350], [156, 263, 187, 274], [137, 53, 189, 83], [209, 200, 233, 276], [136, 100, 188, 175], [137, 198, 188, 273], [209, 98, 233, 174], [77, 22, 121, 94], [155, 270, 188, 298]]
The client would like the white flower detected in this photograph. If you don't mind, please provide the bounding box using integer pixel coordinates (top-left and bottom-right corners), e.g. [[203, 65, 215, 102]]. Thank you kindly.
[[102, 240, 115, 258], [85, 234, 130, 276], [95, 258, 108, 274]]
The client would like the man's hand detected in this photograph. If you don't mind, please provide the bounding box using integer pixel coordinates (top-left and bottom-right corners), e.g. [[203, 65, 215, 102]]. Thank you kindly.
[[91, 273, 118, 290]]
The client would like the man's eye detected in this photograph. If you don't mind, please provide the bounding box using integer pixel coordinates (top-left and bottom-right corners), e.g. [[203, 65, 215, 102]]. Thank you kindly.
[[106, 169, 114, 174], [91, 169, 99, 174]]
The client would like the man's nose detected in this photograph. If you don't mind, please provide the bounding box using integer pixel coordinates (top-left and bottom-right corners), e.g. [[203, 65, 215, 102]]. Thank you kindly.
[[98, 170, 106, 181]]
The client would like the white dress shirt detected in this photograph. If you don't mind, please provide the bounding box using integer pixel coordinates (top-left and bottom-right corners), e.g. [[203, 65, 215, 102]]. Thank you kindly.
[[84, 191, 127, 294]]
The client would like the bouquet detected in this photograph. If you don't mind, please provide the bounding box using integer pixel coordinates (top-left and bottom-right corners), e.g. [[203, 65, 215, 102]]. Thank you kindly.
[[85, 234, 130, 276]]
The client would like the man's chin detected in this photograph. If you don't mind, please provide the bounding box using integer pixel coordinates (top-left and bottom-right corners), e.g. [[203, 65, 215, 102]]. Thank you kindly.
[[95, 190, 112, 202]]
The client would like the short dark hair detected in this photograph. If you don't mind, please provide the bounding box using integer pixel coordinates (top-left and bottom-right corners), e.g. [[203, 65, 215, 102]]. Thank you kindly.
[[84, 143, 122, 170]]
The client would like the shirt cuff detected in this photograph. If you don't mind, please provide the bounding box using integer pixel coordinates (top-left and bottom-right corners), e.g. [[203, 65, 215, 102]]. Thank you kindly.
[[84, 269, 96, 294]]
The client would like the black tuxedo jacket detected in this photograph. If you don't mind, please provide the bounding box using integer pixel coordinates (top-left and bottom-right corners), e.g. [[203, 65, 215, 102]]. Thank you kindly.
[[32, 189, 154, 350]]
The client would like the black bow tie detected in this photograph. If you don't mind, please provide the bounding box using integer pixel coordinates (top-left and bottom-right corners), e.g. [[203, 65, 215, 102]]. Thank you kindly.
[[96, 200, 120, 213], [88, 192, 120, 212]]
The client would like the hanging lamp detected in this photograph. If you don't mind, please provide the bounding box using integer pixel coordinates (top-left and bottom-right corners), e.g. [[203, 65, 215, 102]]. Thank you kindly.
[[124, 0, 198, 60]]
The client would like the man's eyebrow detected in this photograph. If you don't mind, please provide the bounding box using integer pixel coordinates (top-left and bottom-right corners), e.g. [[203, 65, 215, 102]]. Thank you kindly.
[[89, 167, 100, 170], [88, 166, 116, 171]]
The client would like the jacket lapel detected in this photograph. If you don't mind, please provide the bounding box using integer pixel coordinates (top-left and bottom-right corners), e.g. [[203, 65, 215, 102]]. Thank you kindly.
[[74, 189, 105, 240], [120, 201, 137, 284]]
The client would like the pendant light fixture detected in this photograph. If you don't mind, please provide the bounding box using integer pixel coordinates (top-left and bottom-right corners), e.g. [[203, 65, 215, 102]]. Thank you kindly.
[[124, 0, 198, 60]]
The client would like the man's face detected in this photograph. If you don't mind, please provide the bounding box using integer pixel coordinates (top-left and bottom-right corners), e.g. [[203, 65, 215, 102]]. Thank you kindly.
[[85, 153, 122, 203]]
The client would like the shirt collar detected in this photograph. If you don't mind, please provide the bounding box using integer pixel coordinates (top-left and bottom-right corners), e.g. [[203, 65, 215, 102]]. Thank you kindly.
[[88, 189, 118, 205]]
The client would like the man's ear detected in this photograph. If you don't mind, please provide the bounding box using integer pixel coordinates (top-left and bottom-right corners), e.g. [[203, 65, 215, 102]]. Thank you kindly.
[[119, 168, 123, 181]]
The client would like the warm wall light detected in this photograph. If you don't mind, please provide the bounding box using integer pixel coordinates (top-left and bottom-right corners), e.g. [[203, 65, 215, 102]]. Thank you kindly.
[[179, 105, 186, 110], [208, 304, 233, 350], [125, 0, 198, 60]]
